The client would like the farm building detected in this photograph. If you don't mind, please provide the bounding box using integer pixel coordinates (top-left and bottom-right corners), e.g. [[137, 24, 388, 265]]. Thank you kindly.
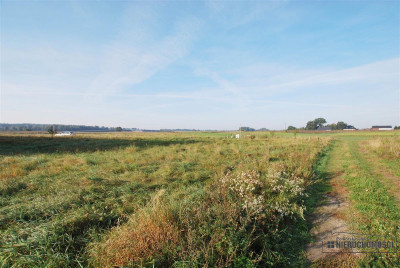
[[371, 125, 393, 131], [343, 125, 357, 131], [316, 126, 332, 131], [55, 131, 75, 136]]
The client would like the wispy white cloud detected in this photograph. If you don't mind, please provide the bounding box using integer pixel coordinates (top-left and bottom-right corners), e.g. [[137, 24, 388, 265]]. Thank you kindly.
[[86, 6, 202, 99], [4, 58, 397, 108], [257, 58, 399, 93], [2, 87, 349, 109], [2, 1, 398, 129], [2, 5, 202, 102], [203, 58, 399, 99], [192, 67, 251, 107]]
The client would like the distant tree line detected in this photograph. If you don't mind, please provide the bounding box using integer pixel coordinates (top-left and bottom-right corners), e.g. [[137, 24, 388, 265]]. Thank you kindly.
[[326, 121, 349, 130], [0, 123, 131, 132], [287, 118, 355, 131], [160, 129, 202, 132], [239, 127, 255, 131], [238, 127, 271, 131]]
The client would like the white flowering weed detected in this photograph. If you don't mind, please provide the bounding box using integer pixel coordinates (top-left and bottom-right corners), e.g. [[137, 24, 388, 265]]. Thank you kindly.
[[220, 171, 265, 218], [266, 169, 307, 219]]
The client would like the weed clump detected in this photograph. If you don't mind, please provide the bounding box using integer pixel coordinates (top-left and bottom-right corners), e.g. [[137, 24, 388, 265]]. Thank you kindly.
[[91, 166, 321, 267]]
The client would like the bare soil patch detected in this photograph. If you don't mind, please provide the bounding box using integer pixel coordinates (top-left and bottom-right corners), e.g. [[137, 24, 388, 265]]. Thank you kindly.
[[307, 173, 352, 262], [306, 141, 358, 265]]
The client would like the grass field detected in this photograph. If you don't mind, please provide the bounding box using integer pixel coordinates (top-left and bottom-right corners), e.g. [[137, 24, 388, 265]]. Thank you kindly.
[[0, 131, 399, 267], [312, 134, 400, 267]]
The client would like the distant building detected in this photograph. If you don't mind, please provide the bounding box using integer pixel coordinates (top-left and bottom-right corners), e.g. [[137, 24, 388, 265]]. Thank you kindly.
[[371, 126, 393, 131], [316, 126, 332, 131], [343, 125, 357, 131], [55, 131, 75, 136]]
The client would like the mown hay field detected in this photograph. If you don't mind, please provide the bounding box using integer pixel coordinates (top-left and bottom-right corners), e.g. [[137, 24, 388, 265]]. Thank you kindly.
[[1, 132, 331, 267]]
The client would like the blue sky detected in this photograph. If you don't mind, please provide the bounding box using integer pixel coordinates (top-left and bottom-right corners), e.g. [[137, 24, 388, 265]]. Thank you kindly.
[[1, 0, 399, 130]]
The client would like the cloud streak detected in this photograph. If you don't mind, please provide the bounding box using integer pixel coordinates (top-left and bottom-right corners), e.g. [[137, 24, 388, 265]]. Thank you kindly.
[[2, 88, 349, 108], [86, 8, 202, 99], [3, 57, 397, 108], [1, 1, 398, 128], [258, 58, 399, 93]]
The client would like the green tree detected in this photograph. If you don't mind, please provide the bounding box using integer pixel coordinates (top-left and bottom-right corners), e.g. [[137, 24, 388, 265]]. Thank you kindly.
[[287, 126, 296, 130], [314, 118, 327, 128], [305, 118, 327, 130], [336, 121, 348, 130], [115, 127, 123, 132], [327, 123, 337, 130], [47, 125, 56, 137], [305, 120, 317, 130]]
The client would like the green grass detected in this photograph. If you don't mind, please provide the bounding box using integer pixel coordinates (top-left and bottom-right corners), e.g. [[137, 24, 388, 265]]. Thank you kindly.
[[337, 140, 400, 266], [358, 136, 400, 177], [1, 131, 399, 267], [1, 133, 332, 267]]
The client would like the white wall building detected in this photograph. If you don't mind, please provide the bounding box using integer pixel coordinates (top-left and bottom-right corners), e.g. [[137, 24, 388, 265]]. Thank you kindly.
[[371, 125, 393, 131]]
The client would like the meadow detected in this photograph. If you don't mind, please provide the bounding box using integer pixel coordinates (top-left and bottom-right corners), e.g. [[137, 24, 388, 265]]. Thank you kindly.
[[0, 131, 399, 267]]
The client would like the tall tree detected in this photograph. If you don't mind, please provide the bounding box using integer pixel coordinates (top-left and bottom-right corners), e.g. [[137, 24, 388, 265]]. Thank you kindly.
[[314, 118, 327, 128], [328, 123, 337, 130], [336, 121, 347, 130], [305, 120, 317, 130], [47, 125, 56, 137]]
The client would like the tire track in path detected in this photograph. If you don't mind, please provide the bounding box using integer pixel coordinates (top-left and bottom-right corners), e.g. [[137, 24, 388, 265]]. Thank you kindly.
[[358, 144, 400, 204], [306, 140, 357, 266]]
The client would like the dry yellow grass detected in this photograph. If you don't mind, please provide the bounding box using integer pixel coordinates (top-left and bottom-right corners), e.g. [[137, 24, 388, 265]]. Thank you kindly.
[[93, 190, 181, 267], [360, 136, 400, 159]]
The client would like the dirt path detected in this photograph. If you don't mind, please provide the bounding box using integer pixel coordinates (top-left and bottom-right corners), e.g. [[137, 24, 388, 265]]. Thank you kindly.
[[306, 140, 354, 263], [307, 138, 400, 266]]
